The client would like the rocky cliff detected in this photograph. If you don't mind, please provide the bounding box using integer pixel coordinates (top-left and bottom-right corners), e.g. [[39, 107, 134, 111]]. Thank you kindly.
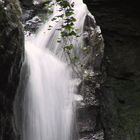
[[84, 0, 140, 139], [0, 0, 24, 140], [77, 13, 104, 140]]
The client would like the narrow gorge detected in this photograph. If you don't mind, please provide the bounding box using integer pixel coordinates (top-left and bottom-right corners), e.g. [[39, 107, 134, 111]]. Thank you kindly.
[[0, 0, 140, 140]]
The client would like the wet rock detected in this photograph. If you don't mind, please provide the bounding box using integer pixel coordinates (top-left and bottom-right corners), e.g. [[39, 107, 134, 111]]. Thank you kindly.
[[84, 0, 140, 139], [0, 0, 24, 139], [21, 1, 50, 34], [24, 16, 42, 33], [80, 131, 104, 140], [21, 9, 35, 22], [77, 13, 104, 139], [21, 2, 47, 22]]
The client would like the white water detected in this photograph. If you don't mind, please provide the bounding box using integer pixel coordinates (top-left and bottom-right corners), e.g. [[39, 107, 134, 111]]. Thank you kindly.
[[14, 0, 90, 140], [22, 42, 75, 140]]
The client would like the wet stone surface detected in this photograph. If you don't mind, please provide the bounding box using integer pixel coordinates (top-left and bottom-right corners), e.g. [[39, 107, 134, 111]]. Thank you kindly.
[[84, 0, 140, 140]]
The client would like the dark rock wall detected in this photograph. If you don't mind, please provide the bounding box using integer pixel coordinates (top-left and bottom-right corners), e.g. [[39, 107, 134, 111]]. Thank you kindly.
[[84, 0, 140, 140], [19, 0, 33, 7], [0, 0, 24, 140]]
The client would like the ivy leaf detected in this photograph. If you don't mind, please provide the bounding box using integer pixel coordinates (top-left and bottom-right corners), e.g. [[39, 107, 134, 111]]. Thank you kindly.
[[69, 31, 77, 36], [64, 44, 73, 50]]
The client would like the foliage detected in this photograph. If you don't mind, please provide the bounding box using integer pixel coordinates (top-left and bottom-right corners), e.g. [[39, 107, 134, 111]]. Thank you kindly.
[[49, 0, 79, 63]]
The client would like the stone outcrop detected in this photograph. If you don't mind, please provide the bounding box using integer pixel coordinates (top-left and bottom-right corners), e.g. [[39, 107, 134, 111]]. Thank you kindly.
[[77, 13, 104, 140], [84, 0, 140, 139], [0, 0, 24, 139]]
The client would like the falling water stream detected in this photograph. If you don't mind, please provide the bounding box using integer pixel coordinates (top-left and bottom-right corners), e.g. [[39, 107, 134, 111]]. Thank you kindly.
[[22, 43, 75, 140], [14, 0, 91, 140]]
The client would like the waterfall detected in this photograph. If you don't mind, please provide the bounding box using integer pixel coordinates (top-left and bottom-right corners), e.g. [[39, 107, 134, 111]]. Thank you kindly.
[[14, 0, 91, 140], [22, 42, 75, 140]]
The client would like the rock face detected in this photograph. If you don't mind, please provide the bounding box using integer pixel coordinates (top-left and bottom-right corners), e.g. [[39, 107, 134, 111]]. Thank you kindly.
[[77, 13, 104, 140], [84, 0, 140, 139], [19, 0, 33, 7], [0, 0, 24, 140]]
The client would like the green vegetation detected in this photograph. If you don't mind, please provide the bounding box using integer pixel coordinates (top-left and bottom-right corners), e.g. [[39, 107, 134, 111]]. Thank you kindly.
[[48, 0, 80, 63]]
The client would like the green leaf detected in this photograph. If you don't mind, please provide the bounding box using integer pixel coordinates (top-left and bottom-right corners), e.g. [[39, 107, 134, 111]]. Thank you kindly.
[[69, 31, 77, 36], [64, 44, 73, 50]]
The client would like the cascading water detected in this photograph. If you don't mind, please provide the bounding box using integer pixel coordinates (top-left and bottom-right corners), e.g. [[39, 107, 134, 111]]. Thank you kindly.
[[22, 43, 75, 140], [14, 0, 92, 140]]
